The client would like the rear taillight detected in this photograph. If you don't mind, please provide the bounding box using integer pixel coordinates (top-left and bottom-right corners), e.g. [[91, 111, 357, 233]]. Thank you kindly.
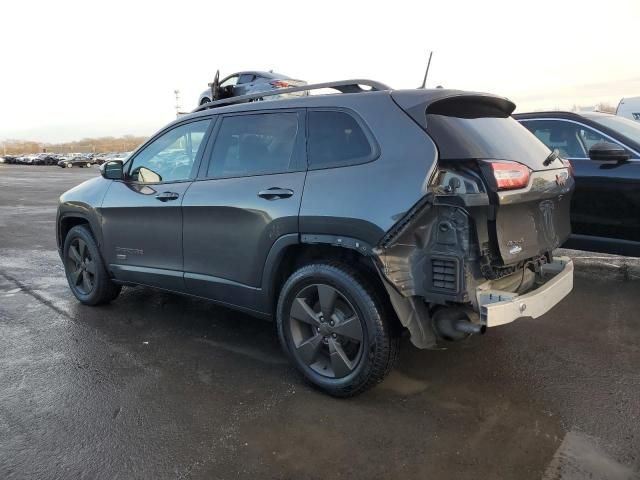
[[562, 158, 574, 177], [270, 80, 291, 88], [485, 160, 530, 190]]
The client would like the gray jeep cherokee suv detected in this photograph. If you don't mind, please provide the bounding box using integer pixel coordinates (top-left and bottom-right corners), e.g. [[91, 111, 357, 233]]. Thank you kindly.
[[57, 81, 575, 397]]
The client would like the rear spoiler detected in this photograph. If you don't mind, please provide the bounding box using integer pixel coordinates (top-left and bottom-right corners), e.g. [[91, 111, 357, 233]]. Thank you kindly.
[[391, 89, 516, 125]]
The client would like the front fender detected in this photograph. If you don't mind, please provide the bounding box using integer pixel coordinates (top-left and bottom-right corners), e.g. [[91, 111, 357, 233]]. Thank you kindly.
[[57, 176, 113, 254]]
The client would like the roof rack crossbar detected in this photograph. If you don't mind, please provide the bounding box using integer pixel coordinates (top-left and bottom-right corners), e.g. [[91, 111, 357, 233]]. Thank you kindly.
[[192, 79, 391, 112]]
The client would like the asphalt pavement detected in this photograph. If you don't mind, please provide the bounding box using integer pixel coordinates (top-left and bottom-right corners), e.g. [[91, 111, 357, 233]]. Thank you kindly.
[[1, 164, 639, 480]]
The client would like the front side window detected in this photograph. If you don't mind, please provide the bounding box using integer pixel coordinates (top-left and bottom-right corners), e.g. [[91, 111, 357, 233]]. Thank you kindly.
[[307, 111, 374, 169], [207, 113, 299, 178], [220, 75, 239, 88], [521, 119, 632, 159], [128, 119, 211, 183]]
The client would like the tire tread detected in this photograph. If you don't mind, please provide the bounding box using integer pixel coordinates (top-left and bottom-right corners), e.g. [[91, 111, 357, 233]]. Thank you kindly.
[[63, 225, 121, 306], [277, 261, 399, 397]]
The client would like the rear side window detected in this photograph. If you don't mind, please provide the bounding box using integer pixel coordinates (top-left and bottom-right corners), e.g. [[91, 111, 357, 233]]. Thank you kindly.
[[238, 73, 255, 84], [307, 111, 375, 169], [207, 112, 300, 178]]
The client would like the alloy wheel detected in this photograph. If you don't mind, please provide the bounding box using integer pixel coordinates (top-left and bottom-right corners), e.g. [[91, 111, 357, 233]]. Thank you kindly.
[[67, 238, 96, 295], [288, 284, 364, 378]]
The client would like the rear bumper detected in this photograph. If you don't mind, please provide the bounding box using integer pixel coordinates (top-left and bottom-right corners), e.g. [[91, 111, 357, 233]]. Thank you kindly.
[[476, 256, 573, 327]]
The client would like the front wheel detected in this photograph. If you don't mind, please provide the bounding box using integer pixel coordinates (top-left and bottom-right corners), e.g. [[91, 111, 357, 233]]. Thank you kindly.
[[63, 225, 121, 305], [277, 262, 398, 397]]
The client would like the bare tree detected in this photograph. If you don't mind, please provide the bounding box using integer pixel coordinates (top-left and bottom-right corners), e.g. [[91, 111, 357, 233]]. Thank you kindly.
[[1, 135, 148, 155], [595, 102, 616, 114]]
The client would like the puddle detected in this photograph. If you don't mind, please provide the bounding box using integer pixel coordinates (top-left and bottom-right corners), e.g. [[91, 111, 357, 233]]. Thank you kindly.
[[543, 430, 638, 480]]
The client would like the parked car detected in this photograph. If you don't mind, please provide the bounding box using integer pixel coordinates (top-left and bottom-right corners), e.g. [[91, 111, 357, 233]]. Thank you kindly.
[[616, 96, 640, 121], [198, 70, 307, 106], [92, 153, 108, 165], [35, 153, 60, 165], [57, 82, 575, 397], [515, 111, 640, 256], [100, 152, 130, 164], [58, 156, 93, 168]]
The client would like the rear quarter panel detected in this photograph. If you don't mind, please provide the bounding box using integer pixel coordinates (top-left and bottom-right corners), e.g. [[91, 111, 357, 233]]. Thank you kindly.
[[300, 94, 438, 246]]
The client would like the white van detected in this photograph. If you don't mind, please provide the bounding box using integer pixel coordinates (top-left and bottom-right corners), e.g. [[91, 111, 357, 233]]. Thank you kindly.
[[616, 97, 640, 121]]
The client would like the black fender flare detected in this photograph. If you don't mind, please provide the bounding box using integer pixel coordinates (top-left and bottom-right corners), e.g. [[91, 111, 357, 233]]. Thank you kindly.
[[56, 211, 104, 262]]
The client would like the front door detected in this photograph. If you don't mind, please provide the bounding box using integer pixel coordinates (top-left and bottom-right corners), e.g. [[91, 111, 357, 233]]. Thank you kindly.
[[521, 118, 640, 246], [100, 118, 213, 290], [182, 110, 306, 312]]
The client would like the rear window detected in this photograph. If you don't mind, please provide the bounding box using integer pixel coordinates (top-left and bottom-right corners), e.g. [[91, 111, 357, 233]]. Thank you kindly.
[[307, 111, 375, 169], [426, 114, 551, 164]]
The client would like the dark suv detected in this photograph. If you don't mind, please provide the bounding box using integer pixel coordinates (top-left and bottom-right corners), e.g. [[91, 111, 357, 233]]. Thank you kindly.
[[57, 81, 575, 397]]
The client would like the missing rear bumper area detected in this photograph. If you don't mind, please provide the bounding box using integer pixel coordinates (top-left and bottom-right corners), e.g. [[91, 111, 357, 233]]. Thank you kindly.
[[476, 257, 574, 327]]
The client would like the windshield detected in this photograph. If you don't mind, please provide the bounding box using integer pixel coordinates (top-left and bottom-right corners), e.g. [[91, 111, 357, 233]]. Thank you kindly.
[[588, 115, 640, 144]]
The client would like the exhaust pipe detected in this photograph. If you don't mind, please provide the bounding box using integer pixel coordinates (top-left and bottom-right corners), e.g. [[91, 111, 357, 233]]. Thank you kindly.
[[453, 319, 484, 335], [433, 307, 486, 341]]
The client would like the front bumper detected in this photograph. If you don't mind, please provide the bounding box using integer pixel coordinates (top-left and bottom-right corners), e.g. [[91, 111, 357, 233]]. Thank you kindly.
[[476, 256, 574, 327]]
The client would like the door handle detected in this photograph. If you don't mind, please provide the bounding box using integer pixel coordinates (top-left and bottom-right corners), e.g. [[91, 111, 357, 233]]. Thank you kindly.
[[258, 188, 294, 200], [156, 191, 180, 202]]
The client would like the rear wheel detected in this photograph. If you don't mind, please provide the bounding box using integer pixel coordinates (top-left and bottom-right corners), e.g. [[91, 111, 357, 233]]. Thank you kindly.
[[63, 225, 121, 305], [277, 262, 398, 397]]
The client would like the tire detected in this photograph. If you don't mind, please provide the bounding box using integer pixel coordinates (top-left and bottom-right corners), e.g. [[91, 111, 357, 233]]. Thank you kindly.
[[63, 225, 121, 305], [66, 163, 73, 168], [277, 262, 399, 397]]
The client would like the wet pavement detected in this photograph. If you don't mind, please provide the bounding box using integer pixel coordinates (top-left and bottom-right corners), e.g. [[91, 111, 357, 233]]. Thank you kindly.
[[0, 164, 639, 480]]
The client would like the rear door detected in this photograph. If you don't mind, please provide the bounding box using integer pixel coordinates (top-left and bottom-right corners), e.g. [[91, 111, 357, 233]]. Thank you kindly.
[[100, 118, 212, 290], [181, 110, 306, 311]]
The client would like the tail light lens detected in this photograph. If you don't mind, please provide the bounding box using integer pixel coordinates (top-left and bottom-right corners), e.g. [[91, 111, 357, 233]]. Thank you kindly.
[[485, 160, 530, 190], [270, 80, 291, 88]]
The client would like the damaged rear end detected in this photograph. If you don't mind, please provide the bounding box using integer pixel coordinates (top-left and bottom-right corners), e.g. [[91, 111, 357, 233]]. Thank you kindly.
[[374, 90, 575, 348]]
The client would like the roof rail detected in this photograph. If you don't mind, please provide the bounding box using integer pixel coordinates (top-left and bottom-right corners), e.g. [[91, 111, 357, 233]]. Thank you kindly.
[[192, 79, 391, 113]]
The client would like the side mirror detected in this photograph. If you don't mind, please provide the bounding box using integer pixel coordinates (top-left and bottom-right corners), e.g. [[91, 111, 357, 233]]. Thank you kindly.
[[588, 142, 630, 162], [100, 160, 124, 180]]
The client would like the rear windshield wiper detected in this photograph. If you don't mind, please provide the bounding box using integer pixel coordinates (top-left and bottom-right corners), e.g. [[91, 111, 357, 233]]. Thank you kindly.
[[543, 150, 561, 167]]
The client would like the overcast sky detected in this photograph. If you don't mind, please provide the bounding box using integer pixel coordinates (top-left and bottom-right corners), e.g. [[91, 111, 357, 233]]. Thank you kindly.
[[1, 0, 638, 143]]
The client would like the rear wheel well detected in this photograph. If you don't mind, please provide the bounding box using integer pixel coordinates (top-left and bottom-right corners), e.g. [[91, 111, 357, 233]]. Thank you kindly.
[[270, 244, 401, 331]]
